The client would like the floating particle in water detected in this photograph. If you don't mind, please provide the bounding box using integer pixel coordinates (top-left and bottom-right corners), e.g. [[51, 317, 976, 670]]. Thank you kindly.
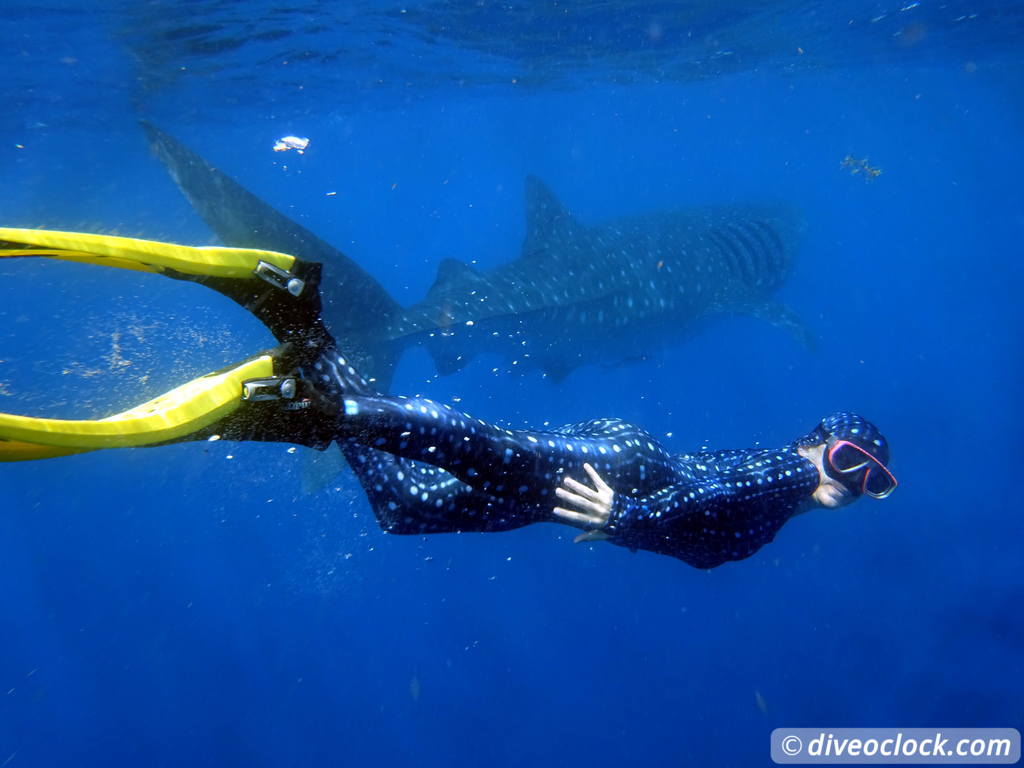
[[755, 689, 768, 714], [840, 154, 882, 181], [273, 136, 309, 153]]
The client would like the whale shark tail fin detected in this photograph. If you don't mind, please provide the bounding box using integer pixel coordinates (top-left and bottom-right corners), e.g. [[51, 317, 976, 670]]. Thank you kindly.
[[141, 121, 403, 390]]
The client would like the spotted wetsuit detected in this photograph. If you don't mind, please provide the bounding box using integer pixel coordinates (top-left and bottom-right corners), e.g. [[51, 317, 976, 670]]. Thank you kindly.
[[309, 348, 820, 568]]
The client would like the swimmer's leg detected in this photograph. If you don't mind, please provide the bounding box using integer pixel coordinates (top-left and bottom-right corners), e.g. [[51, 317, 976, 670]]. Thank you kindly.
[[340, 443, 548, 534], [334, 393, 679, 508]]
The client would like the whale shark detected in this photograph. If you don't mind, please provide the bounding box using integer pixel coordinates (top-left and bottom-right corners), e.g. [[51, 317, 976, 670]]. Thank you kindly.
[[143, 122, 811, 390]]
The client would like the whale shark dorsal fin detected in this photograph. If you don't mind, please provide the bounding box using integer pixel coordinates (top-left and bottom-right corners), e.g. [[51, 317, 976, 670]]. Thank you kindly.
[[427, 258, 483, 299], [523, 175, 580, 256]]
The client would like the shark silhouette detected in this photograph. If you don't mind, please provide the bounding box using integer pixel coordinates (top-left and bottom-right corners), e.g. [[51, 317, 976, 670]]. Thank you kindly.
[[143, 122, 811, 390]]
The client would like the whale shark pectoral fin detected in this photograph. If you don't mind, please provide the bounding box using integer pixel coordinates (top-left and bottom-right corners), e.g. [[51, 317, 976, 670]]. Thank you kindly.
[[749, 301, 818, 352]]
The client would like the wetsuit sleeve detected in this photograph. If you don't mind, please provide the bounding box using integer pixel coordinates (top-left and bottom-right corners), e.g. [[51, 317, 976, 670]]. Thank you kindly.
[[604, 481, 731, 555], [603, 458, 819, 567]]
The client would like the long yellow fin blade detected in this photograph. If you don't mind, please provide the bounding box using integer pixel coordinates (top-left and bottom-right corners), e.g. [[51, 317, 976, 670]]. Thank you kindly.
[[0, 227, 295, 279], [0, 441, 92, 462], [0, 355, 273, 458]]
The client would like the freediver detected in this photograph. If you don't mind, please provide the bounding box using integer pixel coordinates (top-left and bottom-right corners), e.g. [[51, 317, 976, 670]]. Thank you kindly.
[[0, 229, 896, 567]]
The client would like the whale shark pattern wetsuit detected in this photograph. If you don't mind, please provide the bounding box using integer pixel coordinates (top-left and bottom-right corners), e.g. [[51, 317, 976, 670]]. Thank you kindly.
[[306, 347, 821, 568]]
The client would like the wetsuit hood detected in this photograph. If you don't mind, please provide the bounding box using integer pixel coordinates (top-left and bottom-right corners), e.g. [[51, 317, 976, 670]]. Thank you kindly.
[[802, 412, 890, 464], [796, 412, 892, 497]]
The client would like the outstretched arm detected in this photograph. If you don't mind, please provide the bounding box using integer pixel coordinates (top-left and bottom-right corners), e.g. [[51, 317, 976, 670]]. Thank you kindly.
[[551, 463, 726, 553], [592, 458, 819, 566]]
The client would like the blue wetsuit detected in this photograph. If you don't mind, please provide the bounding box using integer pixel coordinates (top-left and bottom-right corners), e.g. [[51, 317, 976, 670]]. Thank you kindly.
[[310, 348, 820, 568]]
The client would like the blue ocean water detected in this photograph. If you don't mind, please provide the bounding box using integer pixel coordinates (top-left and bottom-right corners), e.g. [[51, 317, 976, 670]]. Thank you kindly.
[[0, 1, 1022, 766]]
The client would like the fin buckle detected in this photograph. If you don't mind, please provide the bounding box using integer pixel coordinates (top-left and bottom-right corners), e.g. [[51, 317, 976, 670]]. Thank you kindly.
[[254, 260, 306, 297], [241, 376, 297, 402]]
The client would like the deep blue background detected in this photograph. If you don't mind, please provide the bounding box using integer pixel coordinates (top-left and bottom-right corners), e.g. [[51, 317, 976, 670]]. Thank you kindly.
[[1, 3, 1022, 766]]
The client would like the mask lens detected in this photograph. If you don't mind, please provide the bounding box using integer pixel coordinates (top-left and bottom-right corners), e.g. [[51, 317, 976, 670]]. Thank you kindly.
[[829, 442, 870, 473], [864, 467, 896, 497]]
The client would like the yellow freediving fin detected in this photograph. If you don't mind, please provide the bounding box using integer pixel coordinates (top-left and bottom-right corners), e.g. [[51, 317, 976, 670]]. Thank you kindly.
[[0, 355, 275, 461], [1, 226, 330, 350], [0, 227, 296, 280], [0, 440, 90, 462], [0, 227, 336, 462]]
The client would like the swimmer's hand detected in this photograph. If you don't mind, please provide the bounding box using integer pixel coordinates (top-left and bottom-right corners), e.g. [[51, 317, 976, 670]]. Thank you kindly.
[[553, 463, 614, 536]]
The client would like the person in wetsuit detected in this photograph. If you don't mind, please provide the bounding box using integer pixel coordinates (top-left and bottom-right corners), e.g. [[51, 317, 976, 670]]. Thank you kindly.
[[308, 354, 896, 568], [0, 228, 897, 568]]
